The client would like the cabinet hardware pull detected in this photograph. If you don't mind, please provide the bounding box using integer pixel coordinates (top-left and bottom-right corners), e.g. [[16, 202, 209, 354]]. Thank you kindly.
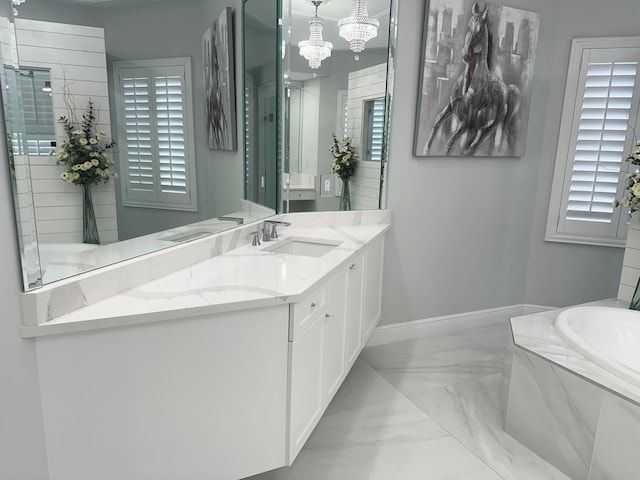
[[325, 313, 334, 319], [310, 302, 317, 309], [349, 263, 358, 271]]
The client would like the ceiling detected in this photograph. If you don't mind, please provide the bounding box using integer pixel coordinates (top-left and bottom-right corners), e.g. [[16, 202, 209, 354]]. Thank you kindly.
[[48, 0, 391, 51]]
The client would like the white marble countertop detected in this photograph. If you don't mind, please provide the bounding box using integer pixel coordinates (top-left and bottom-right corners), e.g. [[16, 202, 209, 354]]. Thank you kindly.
[[22, 220, 389, 338], [510, 298, 640, 406]]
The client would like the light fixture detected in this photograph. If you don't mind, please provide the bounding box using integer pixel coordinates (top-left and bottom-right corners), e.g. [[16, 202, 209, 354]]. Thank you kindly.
[[12, 0, 26, 16], [338, 0, 379, 53], [298, 1, 333, 70]]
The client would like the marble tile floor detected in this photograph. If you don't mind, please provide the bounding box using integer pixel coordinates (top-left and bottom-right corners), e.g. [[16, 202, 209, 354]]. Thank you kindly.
[[245, 323, 571, 480]]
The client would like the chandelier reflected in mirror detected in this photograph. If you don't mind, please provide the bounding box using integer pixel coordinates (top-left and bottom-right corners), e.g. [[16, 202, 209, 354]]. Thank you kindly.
[[338, 0, 379, 53], [12, 0, 26, 16], [298, 0, 333, 69]]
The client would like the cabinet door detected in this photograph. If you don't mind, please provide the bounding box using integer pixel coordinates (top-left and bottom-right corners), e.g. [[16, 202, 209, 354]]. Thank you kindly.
[[345, 253, 364, 367], [362, 236, 385, 343], [288, 316, 325, 462], [323, 269, 347, 403]]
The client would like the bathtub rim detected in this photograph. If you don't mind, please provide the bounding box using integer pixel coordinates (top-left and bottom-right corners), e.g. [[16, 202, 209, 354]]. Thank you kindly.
[[555, 306, 640, 390], [509, 298, 640, 408]]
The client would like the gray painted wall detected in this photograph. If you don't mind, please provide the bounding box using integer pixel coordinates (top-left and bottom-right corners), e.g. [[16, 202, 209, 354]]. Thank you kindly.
[[381, 0, 633, 326]]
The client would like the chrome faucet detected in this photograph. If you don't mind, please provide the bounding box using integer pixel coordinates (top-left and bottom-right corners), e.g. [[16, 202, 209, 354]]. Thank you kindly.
[[217, 216, 244, 225], [262, 219, 291, 241]]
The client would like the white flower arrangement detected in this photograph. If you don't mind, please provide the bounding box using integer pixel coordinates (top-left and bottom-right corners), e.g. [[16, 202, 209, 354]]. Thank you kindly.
[[330, 134, 358, 180], [51, 100, 116, 186], [615, 140, 640, 212]]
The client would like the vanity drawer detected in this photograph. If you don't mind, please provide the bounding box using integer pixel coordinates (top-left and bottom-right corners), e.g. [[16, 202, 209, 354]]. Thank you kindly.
[[289, 284, 328, 341]]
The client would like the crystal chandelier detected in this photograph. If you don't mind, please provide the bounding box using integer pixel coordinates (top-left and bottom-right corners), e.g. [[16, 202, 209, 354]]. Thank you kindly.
[[298, 1, 333, 70], [338, 0, 379, 53], [12, 0, 26, 16]]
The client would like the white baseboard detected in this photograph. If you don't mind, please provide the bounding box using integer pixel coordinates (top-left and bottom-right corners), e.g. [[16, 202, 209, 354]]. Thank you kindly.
[[366, 304, 555, 347]]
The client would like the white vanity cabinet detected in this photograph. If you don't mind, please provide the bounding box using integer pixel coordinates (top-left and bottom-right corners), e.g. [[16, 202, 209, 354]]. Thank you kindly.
[[287, 235, 385, 464], [35, 306, 290, 480], [29, 222, 388, 480]]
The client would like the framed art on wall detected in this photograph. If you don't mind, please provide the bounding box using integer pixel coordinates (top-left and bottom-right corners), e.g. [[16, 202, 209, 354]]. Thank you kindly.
[[204, 7, 237, 151], [414, 0, 540, 157]]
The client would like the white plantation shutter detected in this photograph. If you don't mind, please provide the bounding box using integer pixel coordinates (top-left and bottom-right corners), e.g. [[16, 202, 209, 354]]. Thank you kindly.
[[123, 72, 154, 191], [368, 98, 385, 162], [547, 38, 640, 247], [155, 71, 188, 196], [115, 58, 197, 211]]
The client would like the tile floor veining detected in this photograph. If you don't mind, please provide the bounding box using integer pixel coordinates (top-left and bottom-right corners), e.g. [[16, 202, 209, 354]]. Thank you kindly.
[[245, 323, 571, 480]]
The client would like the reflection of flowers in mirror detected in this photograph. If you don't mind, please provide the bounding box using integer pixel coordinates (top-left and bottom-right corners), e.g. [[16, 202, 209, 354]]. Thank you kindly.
[[330, 134, 358, 180], [615, 140, 640, 213], [50, 100, 117, 186]]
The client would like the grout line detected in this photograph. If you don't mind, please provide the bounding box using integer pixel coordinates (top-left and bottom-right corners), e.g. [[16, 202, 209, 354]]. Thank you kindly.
[[360, 355, 510, 480]]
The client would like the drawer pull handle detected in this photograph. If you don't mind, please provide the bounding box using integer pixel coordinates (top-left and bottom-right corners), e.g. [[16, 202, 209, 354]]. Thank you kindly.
[[310, 302, 317, 309], [349, 263, 358, 271], [325, 313, 334, 319]]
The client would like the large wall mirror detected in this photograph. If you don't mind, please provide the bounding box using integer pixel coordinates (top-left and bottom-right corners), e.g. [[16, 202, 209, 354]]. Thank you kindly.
[[281, 0, 396, 213], [4, 0, 278, 291]]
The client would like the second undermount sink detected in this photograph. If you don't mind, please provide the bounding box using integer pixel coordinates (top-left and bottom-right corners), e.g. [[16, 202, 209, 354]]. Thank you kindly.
[[263, 237, 342, 257]]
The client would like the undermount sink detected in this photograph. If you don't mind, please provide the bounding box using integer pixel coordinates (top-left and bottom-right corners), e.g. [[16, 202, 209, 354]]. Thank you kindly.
[[263, 237, 342, 257]]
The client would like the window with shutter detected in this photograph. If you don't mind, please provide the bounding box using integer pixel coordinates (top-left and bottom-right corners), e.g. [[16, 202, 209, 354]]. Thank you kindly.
[[363, 97, 385, 162], [114, 58, 197, 212], [546, 37, 640, 247], [10, 68, 55, 156]]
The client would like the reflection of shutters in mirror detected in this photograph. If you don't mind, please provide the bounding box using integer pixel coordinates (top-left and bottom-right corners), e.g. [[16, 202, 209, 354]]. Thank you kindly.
[[363, 98, 385, 162], [115, 58, 197, 212], [546, 39, 640, 247], [155, 74, 187, 196], [18, 69, 55, 155], [122, 73, 154, 192]]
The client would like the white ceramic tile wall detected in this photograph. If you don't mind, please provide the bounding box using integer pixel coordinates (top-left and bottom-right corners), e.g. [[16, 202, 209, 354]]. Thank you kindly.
[[15, 19, 118, 245], [346, 63, 386, 211]]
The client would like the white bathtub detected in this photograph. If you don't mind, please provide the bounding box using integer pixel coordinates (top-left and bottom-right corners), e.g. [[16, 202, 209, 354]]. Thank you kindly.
[[555, 306, 640, 387]]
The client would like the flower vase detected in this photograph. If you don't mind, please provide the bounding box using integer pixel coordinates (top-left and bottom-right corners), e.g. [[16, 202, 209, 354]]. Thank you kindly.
[[81, 184, 100, 244], [339, 178, 352, 211]]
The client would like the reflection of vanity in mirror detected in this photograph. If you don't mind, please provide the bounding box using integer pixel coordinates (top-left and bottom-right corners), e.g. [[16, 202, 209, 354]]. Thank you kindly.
[[5, 0, 395, 293], [8, 0, 276, 290]]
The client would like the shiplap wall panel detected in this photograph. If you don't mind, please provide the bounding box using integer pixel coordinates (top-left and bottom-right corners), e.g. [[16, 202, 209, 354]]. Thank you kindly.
[[346, 63, 386, 211], [15, 18, 118, 245]]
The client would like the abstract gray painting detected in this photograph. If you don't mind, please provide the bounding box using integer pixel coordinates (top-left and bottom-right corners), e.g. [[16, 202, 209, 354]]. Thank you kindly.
[[414, 0, 539, 157], [203, 7, 237, 151]]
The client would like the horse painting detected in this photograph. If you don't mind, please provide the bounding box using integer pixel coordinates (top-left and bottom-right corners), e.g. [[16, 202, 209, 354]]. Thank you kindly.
[[424, 3, 521, 156]]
